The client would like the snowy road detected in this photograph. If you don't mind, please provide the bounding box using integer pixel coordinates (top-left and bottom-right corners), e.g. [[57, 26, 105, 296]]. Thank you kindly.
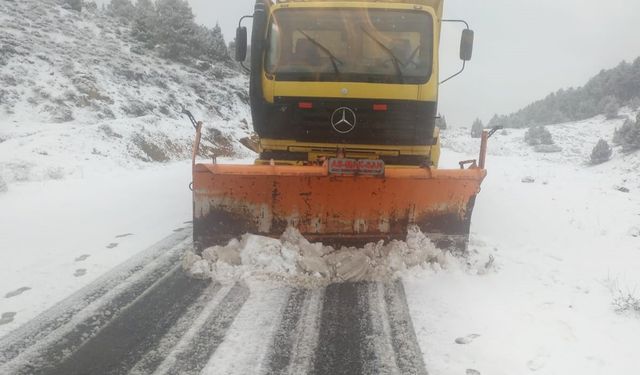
[[0, 230, 427, 375]]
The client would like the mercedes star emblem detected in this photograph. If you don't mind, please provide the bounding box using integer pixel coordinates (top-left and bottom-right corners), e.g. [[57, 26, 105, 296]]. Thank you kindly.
[[330, 107, 357, 134]]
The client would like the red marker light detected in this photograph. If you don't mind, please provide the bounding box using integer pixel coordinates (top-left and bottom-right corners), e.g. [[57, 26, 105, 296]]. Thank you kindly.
[[298, 102, 313, 109], [373, 104, 388, 111]]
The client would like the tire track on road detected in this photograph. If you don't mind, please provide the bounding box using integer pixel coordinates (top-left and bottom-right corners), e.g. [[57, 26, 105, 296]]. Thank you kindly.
[[2, 247, 427, 375], [155, 282, 250, 375], [0, 231, 190, 372], [44, 267, 209, 375]]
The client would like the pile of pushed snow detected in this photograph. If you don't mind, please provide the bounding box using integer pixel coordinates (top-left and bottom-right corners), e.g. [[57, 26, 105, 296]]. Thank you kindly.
[[183, 227, 495, 286]]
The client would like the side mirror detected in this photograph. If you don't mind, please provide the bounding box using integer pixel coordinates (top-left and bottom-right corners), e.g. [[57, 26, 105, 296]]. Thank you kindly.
[[460, 29, 474, 61], [235, 26, 248, 62]]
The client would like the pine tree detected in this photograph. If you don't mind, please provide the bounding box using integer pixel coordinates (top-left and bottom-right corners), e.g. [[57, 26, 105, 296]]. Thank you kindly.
[[613, 114, 640, 152], [211, 23, 229, 60], [525, 126, 554, 146], [190, 23, 229, 61], [132, 0, 157, 47], [590, 139, 612, 165], [108, 0, 135, 21], [613, 119, 634, 145], [601, 95, 620, 119], [154, 0, 195, 60], [470, 118, 483, 138]]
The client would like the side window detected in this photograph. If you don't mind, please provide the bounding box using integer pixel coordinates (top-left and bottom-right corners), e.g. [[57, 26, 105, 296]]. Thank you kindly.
[[265, 20, 281, 72]]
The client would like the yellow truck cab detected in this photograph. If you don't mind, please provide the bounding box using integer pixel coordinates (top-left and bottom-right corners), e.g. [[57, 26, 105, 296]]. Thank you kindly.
[[236, 0, 463, 167]]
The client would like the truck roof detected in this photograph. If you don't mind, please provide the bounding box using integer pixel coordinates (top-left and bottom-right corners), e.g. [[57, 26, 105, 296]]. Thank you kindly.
[[273, 0, 443, 17]]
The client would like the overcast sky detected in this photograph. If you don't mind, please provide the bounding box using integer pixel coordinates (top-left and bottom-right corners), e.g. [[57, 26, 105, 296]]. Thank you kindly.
[[136, 0, 640, 127]]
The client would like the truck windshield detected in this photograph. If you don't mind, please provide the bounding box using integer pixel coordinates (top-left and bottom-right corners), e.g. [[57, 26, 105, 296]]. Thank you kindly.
[[265, 8, 434, 84]]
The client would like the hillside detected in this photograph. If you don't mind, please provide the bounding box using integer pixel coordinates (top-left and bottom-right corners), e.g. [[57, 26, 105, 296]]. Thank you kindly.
[[488, 58, 640, 128], [443, 109, 640, 197], [0, 0, 253, 187]]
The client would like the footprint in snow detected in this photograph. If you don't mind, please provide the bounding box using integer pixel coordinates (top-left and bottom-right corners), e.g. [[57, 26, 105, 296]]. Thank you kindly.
[[106, 243, 118, 249], [74, 269, 87, 277], [5, 287, 31, 298], [455, 334, 481, 345], [466, 370, 481, 375], [115, 233, 134, 239], [75, 254, 90, 262], [173, 227, 186, 232], [183, 220, 193, 224], [0, 312, 16, 325], [527, 353, 549, 371]]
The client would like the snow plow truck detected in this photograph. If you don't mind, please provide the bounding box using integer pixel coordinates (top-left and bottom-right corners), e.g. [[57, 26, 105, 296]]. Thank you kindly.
[[190, 0, 494, 253]]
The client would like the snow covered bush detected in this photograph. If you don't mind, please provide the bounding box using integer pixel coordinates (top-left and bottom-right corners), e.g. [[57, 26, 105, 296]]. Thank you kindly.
[[436, 114, 447, 130], [612, 290, 640, 315], [613, 114, 640, 152], [0, 175, 7, 193], [524, 125, 554, 146], [590, 139, 612, 165], [470, 118, 483, 138]]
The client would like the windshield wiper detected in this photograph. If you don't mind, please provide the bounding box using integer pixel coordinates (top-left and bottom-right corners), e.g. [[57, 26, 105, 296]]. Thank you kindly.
[[297, 29, 342, 75], [361, 28, 404, 83]]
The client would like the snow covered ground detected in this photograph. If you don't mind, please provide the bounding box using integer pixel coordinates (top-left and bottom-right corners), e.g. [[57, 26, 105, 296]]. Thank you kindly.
[[406, 113, 640, 374], [2, 111, 640, 374], [0, 161, 193, 336]]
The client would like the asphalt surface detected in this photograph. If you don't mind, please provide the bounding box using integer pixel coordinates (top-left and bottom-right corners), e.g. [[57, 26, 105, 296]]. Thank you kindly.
[[0, 231, 427, 375]]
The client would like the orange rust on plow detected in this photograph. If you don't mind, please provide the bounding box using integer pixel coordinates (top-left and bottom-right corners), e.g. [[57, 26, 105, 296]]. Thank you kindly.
[[192, 161, 487, 252]]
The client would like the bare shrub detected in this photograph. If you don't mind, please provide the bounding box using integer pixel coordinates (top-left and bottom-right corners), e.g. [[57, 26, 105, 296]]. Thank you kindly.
[[613, 290, 640, 315], [131, 133, 169, 162], [202, 128, 234, 157], [99, 124, 122, 138], [606, 277, 640, 316]]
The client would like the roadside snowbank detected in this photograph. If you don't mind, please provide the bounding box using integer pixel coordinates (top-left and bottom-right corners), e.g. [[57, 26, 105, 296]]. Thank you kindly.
[[403, 136, 640, 374], [183, 227, 495, 287]]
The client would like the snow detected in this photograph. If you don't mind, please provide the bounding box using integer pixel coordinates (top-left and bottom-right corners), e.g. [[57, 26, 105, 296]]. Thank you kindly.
[[403, 114, 640, 374], [1, 111, 639, 374], [0, 162, 193, 337], [183, 226, 460, 287], [1, 13, 640, 368]]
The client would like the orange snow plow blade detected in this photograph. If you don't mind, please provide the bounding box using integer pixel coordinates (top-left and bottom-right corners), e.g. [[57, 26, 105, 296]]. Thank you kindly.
[[192, 162, 487, 252]]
